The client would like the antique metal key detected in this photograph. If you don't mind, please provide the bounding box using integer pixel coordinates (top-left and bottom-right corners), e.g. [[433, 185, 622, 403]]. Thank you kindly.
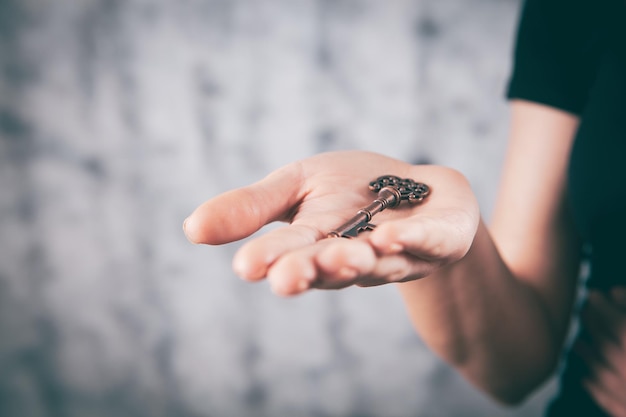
[[327, 175, 430, 238]]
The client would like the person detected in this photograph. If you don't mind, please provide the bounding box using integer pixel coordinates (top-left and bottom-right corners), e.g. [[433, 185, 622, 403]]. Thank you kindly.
[[183, 0, 626, 415]]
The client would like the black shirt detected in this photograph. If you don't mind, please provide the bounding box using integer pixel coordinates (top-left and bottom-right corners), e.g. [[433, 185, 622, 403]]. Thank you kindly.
[[506, 0, 626, 415]]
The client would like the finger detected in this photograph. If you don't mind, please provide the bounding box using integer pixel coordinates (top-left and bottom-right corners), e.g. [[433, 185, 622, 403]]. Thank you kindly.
[[585, 359, 626, 399], [356, 255, 435, 287], [233, 224, 321, 281], [264, 235, 431, 296], [583, 377, 626, 417], [580, 293, 626, 380], [316, 238, 435, 287], [265, 238, 376, 296], [575, 339, 626, 415], [184, 163, 305, 245], [232, 200, 369, 281], [314, 238, 377, 284], [265, 243, 320, 297], [573, 339, 613, 380], [584, 291, 625, 346], [368, 210, 475, 263]]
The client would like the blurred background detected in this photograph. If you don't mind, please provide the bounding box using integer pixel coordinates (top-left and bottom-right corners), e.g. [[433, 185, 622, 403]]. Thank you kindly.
[[0, 0, 557, 416]]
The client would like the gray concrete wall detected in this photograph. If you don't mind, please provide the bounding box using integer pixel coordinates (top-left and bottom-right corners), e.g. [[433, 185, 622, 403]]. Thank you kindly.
[[0, 0, 556, 416]]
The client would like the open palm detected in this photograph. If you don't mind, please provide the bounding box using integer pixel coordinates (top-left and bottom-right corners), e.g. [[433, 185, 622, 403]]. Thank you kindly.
[[184, 151, 479, 296]]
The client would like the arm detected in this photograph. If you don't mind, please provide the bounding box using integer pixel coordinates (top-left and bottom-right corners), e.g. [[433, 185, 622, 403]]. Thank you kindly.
[[183, 101, 581, 405], [396, 100, 582, 404]]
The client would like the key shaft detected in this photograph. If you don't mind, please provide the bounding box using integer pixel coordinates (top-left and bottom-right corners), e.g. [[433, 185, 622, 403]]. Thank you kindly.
[[327, 175, 430, 239], [327, 187, 401, 238]]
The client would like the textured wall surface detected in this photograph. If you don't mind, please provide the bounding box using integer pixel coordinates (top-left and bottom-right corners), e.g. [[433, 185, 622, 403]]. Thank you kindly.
[[0, 0, 556, 416]]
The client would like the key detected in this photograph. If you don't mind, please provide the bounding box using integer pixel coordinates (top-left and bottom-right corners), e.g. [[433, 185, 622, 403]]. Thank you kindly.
[[327, 175, 430, 238]]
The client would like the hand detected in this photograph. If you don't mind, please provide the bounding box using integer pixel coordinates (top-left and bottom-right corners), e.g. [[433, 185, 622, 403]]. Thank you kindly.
[[184, 151, 479, 296], [575, 288, 626, 417]]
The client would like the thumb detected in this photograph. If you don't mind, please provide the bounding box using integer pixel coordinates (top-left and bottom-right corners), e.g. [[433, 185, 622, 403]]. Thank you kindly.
[[183, 163, 305, 245]]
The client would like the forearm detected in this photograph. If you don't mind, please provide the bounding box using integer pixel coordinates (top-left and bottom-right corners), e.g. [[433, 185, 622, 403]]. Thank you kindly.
[[397, 219, 565, 404], [395, 102, 582, 404]]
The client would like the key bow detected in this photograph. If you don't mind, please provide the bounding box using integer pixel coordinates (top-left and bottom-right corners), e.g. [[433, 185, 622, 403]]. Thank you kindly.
[[369, 175, 430, 204]]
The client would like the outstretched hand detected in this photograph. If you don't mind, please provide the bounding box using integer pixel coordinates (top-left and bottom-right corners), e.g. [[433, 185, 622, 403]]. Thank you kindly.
[[184, 151, 479, 296]]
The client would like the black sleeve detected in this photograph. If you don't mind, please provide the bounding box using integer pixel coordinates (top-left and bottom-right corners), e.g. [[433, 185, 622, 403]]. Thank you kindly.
[[506, 0, 601, 115]]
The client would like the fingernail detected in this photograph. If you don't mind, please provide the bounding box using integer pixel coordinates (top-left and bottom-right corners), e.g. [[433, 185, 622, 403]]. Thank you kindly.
[[182, 217, 194, 243]]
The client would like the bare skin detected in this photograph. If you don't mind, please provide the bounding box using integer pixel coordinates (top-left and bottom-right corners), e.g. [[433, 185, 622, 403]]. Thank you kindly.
[[575, 288, 626, 417], [184, 100, 589, 405]]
